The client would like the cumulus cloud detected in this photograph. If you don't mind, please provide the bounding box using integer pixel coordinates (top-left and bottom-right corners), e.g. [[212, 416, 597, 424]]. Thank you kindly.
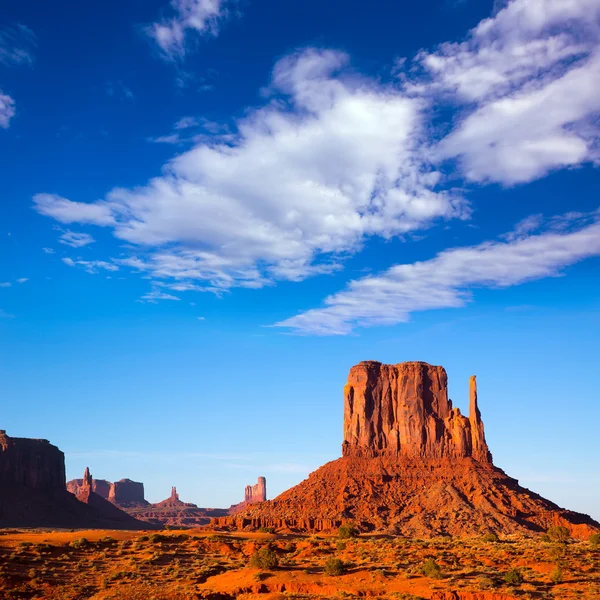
[[34, 49, 463, 291], [412, 0, 600, 183], [148, 0, 232, 59], [275, 210, 600, 335], [59, 231, 95, 248]]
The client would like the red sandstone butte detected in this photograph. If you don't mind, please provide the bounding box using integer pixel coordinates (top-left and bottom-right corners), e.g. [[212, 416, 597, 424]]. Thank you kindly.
[[212, 361, 600, 538], [342, 361, 491, 462]]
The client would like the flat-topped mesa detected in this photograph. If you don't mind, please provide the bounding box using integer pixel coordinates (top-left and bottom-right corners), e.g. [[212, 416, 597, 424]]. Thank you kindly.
[[244, 477, 267, 504], [108, 479, 146, 507], [342, 361, 492, 462], [0, 430, 66, 491]]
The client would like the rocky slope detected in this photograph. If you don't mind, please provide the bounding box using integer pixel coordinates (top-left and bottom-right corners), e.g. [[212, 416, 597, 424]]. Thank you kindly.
[[212, 361, 599, 538]]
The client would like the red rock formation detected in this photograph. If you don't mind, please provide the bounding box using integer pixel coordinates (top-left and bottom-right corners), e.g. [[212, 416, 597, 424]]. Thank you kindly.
[[212, 361, 599, 538], [126, 486, 228, 527], [67, 478, 112, 499], [0, 431, 151, 529], [0, 429, 65, 491], [342, 361, 491, 462], [245, 477, 267, 503], [108, 478, 147, 507]]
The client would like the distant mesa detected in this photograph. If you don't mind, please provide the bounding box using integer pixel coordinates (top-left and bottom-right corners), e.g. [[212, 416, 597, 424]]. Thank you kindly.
[[229, 477, 267, 514], [0, 430, 149, 529], [212, 361, 600, 538], [67, 475, 147, 508]]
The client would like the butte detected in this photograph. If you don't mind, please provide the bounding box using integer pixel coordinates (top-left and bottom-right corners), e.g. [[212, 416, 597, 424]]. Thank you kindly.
[[213, 361, 599, 538]]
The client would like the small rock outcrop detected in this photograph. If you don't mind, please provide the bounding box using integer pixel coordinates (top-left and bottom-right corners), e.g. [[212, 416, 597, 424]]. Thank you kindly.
[[212, 361, 599, 538], [342, 361, 491, 462]]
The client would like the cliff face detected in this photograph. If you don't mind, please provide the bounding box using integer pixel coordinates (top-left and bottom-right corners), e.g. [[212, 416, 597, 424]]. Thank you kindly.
[[0, 430, 66, 491], [342, 361, 491, 463]]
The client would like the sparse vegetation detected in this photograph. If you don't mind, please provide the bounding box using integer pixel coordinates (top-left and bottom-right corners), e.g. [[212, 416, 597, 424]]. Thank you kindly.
[[504, 567, 524, 586], [545, 525, 571, 543], [589, 533, 600, 549], [482, 532, 499, 543], [420, 558, 443, 579], [324, 557, 347, 575], [338, 523, 359, 539], [550, 565, 563, 584], [249, 546, 279, 570]]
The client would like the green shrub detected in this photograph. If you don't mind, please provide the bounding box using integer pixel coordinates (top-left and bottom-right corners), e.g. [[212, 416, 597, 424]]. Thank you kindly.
[[324, 557, 346, 576], [258, 526, 275, 534], [482, 533, 499, 543], [69, 538, 89, 550], [590, 533, 600, 549], [148, 533, 168, 544], [249, 547, 279, 570], [550, 565, 563, 584], [99, 536, 116, 544], [338, 524, 359, 539], [336, 540, 347, 552], [420, 558, 442, 579], [504, 568, 524, 586], [545, 526, 570, 543]]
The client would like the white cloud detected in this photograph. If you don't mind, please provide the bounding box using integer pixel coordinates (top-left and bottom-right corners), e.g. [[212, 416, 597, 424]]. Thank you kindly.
[[0, 282, 11, 287], [412, 0, 600, 183], [16, 278, 28, 284], [140, 288, 181, 303], [42, 247, 55, 254], [34, 194, 116, 226], [174, 116, 199, 129], [0, 92, 15, 128], [0, 24, 36, 129], [148, 0, 232, 59], [61, 257, 118, 274], [275, 210, 600, 335], [59, 230, 95, 248], [197, 316, 205, 320], [34, 49, 463, 291]]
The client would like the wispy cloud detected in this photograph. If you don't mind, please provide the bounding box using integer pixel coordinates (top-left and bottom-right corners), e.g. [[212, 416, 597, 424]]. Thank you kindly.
[[42, 247, 55, 254], [147, 0, 234, 60], [0, 92, 15, 128], [0, 282, 11, 288], [59, 231, 95, 248], [16, 278, 28, 284], [139, 288, 181, 303], [275, 210, 600, 335], [62, 257, 118, 274]]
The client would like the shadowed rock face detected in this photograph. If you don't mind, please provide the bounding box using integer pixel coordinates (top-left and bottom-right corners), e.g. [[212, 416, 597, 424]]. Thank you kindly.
[[0, 430, 65, 491], [342, 361, 492, 463], [212, 361, 599, 538], [109, 479, 146, 507], [0, 431, 151, 529]]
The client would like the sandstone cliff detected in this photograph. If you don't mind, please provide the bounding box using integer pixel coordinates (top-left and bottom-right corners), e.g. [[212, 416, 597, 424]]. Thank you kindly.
[[342, 361, 491, 462], [67, 476, 148, 508], [212, 361, 599, 538]]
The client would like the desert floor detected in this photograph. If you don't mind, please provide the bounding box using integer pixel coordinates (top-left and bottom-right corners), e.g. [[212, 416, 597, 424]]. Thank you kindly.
[[0, 528, 598, 599]]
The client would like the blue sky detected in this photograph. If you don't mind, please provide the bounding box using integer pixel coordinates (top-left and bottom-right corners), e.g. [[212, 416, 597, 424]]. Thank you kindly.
[[1, 0, 599, 519]]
